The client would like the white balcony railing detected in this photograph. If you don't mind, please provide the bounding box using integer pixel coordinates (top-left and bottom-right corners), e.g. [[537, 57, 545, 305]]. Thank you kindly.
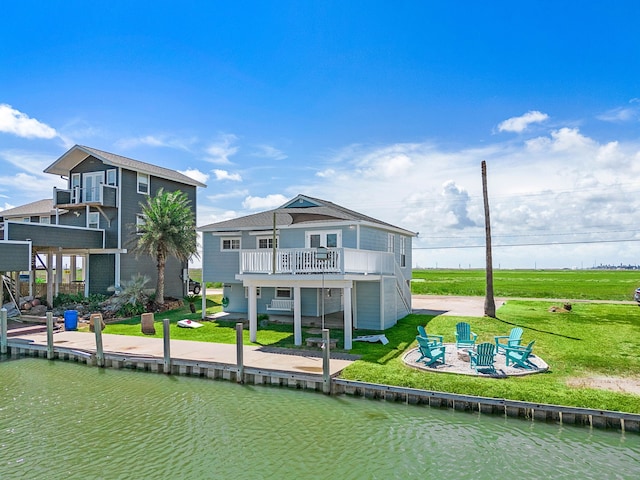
[[240, 248, 395, 275]]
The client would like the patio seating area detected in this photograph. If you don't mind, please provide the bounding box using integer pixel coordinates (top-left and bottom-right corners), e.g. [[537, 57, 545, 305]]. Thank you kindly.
[[403, 343, 549, 377], [407, 323, 548, 377]]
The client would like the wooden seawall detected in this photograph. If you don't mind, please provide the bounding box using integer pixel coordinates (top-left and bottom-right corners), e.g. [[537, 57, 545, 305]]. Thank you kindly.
[[4, 338, 639, 434]]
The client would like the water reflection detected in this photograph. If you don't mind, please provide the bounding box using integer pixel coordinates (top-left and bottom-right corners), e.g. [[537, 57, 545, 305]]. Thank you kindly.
[[1, 358, 638, 479]]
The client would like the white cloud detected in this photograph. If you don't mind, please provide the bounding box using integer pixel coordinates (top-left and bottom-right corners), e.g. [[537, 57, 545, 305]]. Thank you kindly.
[[179, 168, 209, 185], [290, 126, 640, 269], [204, 134, 239, 164], [498, 110, 549, 133], [597, 99, 640, 122], [206, 189, 249, 202], [116, 134, 196, 151], [0, 104, 58, 139], [212, 169, 242, 181], [242, 194, 288, 210], [252, 145, 287, 160]]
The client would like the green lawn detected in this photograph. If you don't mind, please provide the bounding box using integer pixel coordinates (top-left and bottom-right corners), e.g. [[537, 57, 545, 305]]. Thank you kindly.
[[96, 270, 640, 414], [411, 268, 640, 300]]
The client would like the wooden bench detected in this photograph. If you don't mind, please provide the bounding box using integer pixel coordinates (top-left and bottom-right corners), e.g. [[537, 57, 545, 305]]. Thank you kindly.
[[305, 337, 338, 349], [266, 299, 294, 311]]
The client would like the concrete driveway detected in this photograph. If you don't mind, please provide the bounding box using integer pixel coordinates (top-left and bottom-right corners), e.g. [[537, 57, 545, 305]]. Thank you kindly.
[[412, 295, 505, 317]]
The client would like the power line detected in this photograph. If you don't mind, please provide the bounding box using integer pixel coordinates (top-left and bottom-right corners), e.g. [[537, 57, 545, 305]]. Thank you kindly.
[[414, 238, 640, 250]]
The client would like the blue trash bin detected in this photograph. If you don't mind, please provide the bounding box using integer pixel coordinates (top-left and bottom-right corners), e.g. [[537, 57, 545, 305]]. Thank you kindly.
[[64, 310, 78, 331]]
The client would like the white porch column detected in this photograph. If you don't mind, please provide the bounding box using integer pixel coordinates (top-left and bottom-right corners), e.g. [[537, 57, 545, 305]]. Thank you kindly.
[[343, 286, 353, 350], [248, 285, 257, 343], [293, 286, 302, 346]]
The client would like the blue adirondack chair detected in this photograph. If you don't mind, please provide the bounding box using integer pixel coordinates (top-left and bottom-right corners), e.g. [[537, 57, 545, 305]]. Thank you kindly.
[[417, 325, 444, 347], [455, 322, 477, 349], [468, 342, 496, 374], [415, 335, 446, 366], [494, 327, 523, 354], [504, 340, 536, 369]]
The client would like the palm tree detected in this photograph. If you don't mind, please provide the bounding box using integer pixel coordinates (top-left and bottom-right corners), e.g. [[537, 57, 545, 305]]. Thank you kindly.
[[133, 188, 198, 306]]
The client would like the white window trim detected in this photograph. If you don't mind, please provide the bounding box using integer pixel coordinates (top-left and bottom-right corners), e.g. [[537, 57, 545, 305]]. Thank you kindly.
[[275, 287, 291, 299], [388, 233, 395, 253], [221, 237, 241, 251], [257, 235, 278, 249], [137, 172, 149, 195], [88, 212, 100, 229], [22, 217, 30, 222], [39, 216, 50, 224], [106, 169, 117, 186], [305, 230, 342, 248]]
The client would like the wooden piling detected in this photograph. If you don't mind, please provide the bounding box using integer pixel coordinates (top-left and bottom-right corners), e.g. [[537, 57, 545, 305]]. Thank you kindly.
[[0, 308, 7, 355], [46, 312, 54, 359], [236, 322, 244, 383], [92, 313, 104, 367], [322, 328, 331, 394], [163, 319, 171, 373]]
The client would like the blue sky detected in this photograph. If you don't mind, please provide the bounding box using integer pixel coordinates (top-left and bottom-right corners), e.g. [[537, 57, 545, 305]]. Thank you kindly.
[[2, 1, 640, 269]]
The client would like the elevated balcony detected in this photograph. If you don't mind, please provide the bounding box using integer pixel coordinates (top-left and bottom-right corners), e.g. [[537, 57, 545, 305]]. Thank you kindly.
[[53, 185, 118, 208], [240, 248, 395, 275]]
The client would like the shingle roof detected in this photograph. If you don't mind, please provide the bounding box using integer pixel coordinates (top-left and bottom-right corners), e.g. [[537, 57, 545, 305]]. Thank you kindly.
[[0, 199, 60, 218], [44, 145, 207, 188], [198, 194, 416, 236]]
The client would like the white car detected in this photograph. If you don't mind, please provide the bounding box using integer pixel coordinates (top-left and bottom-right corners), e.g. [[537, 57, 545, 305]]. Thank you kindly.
[[635, 287, 640, 303]]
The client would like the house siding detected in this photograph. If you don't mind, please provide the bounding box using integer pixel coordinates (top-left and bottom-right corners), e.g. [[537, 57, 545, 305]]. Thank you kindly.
[[202, 234, 241, 283], [359, 226, 388, 252], [6, 223, 103, 249], [355, 281, 381, 330], [0, 243, 30, 271], [382, 276, 397, 329], [88, 254, 115, 295]]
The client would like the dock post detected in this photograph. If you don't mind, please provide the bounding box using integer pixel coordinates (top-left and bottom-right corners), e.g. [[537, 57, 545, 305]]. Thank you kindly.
[[1, 308, 7, 354], [163, 319, 171, 374], [92, 313, 104, 367], [46, 311, 54, 359], [322, 328, 331, 394], [236, 322, 244, 383]]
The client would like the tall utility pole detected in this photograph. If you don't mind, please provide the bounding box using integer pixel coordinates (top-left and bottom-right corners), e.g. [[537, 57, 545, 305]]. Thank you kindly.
[[482, 160, 496, 318]]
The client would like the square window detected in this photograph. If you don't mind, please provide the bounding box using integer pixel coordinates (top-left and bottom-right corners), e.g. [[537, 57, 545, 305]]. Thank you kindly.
[[222, 238, 241, 250], [258, 237, 277, 249], [275, 287, 291, 299]]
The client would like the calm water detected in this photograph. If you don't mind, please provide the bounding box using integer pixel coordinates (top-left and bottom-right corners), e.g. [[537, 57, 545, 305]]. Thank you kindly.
[[1, 358, 639, 480]]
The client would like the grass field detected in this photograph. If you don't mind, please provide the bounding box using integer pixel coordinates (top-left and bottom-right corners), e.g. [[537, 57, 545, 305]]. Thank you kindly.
[[411, 268, 640, 300]]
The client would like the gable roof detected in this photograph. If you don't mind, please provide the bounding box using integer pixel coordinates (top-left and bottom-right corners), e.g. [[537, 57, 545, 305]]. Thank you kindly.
[[0, 199, 62, 219], [44, 145, 207, 188], [199, 194, 416, 236]]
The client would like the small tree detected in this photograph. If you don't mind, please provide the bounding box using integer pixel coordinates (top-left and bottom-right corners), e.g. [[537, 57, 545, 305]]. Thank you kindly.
[[132, 188, 198, 306]]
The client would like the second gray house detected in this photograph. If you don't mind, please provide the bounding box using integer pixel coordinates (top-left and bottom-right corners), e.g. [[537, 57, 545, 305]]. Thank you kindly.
[[199, 194, 415, 350], [0, 145, 206, 305]]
